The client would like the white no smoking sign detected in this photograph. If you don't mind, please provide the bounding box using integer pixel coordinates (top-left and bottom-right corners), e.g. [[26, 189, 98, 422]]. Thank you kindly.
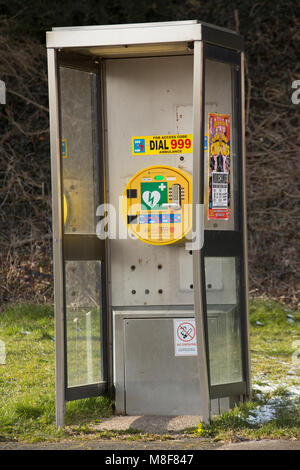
[[173, 319, 198, 356]]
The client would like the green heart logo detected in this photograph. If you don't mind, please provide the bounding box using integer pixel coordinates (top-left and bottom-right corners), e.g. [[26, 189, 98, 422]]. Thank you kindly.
[[142, 190, 161, 209]]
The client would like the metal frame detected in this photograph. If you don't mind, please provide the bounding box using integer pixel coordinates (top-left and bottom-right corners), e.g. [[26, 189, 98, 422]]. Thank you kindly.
[[241, 51, 252, 399], [47, 48, 65, 427], [47, 21, 243, 52], [192, 40, 210, 423], [99, 59, 114, 395], [47, 20, 247, 427]]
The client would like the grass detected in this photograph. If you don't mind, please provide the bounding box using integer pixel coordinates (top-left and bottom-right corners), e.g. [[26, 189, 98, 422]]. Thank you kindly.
[[193, 387, 300, 441], [0, 304, 112, 442], [249, 299, 299, 382], [0, 298, 299, 443]]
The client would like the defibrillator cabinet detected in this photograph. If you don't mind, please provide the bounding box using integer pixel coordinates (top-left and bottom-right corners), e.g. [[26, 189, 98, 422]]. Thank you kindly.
[[47, 20, 251, 427]]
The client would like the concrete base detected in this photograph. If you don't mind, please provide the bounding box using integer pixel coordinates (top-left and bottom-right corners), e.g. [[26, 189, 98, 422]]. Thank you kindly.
[[93, 415, 202, 434]]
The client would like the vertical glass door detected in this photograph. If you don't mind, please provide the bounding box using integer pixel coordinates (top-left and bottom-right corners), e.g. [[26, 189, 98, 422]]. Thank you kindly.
[[58, 63, 108, 401], [202, 44, 250, 399]]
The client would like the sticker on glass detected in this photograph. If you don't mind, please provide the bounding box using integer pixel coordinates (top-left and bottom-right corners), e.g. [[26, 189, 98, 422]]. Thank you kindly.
[[208, 113, 231, 220]]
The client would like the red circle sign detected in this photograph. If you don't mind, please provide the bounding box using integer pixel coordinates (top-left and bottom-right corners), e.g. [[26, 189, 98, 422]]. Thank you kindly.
[[177, 322, 196, 342]]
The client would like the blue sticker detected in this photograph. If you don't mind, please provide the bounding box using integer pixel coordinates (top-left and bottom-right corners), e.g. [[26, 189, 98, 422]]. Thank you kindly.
[[139, 214, 182, 224], [204, 135, 208, 151], [134, 138, 145, 153], [61, 139, 68, 158]]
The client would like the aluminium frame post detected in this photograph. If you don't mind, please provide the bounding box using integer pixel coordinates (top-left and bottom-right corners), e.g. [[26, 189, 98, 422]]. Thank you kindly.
[[47, 48, 66, 428], [241, 51, 252, 400], [192, 40, 210, 423]]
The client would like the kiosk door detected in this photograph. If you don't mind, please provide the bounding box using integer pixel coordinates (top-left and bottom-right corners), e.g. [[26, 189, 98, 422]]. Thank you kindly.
[[48, 52, 109, 428], [200, 44, 251, 401], [59, 64, 108, 401]]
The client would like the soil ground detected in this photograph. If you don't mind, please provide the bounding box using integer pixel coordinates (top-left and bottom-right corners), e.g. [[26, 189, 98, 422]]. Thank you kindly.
[[0, 438, 299, 450], [0, 416, 299, 450]]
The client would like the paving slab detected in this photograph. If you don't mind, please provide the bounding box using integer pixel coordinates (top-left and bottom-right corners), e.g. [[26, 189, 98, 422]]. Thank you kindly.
[[92, 415, 203, 434], [217, 439, 300, 450]]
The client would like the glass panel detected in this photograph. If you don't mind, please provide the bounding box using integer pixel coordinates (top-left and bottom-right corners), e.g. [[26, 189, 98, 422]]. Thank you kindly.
[[204, 60, 238, 231], [65, 260, 103, 387], [205, 257, 243, 385], [60, 67, 100, 234]]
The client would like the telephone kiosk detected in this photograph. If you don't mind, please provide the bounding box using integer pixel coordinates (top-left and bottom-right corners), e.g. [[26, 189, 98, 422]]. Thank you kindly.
[[47, 20, 251, 427]]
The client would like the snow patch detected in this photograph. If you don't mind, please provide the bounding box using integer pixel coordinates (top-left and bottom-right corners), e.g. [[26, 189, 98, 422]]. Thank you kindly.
[[246, 401, 277, 425], [247, 381, 300, 425]]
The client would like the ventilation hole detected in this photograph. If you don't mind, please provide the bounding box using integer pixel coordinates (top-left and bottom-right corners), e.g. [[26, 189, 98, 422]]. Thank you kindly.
[[130, 265, 136, 271], [158, 289, 163, 294], [131, 290, 136, 295], [157, 264, 162, 270], [145, 289, 150, 294], [190, 284, 194, 289], [207, 284, 212, 289]]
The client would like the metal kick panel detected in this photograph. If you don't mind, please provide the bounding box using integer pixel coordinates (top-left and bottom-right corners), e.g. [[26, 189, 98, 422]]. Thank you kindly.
[[124, 317, 202, 415], [105, 56, 194, 306]]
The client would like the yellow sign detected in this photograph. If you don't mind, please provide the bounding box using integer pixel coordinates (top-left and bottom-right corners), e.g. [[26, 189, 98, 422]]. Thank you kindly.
[[132, 134, 193, 156], [63, 193, 68, 225]]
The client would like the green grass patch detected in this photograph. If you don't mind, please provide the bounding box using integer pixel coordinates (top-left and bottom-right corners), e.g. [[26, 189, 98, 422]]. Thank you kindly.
[[0, 298, 299, 443], [249, 298, 299, 385], [0, 303, 112, 442]]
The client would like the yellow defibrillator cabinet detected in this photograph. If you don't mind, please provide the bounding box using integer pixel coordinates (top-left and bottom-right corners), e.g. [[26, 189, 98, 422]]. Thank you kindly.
[[123, 165, 192, 245]]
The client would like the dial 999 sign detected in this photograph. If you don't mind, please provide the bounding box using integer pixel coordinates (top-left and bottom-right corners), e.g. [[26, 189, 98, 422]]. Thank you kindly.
[[132, 134, 193, 155]]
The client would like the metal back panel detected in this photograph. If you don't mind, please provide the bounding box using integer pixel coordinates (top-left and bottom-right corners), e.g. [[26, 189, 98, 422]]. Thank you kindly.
[[105, 55, 194, 307]]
